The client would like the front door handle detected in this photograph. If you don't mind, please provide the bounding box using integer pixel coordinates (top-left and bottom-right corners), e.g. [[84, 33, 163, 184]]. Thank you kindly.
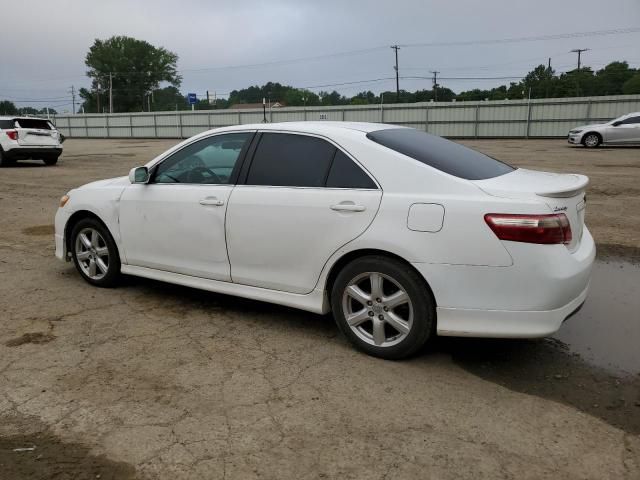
[[330, 202, 366, 212], [199, 197, 225, 206]]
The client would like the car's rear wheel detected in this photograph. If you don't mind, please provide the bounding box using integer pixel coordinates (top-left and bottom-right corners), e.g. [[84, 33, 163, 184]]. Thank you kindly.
[[71, 218, 121, 287], [43, 155, 59, 166], [582, 132, 601, 148], [0, 149, 15, 167], [331, 255, 435, 359]]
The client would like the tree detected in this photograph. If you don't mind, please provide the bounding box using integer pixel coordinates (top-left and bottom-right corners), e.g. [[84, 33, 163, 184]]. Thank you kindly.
[[18, 107, 39, 115], [623, 74, 640, 94], [0, 100, 18, 115], [81, 36, 181, 113], [595, 61, 636, 95]]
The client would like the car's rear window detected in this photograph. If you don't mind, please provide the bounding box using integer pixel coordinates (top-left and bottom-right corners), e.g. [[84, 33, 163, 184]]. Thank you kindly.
[[16, 118, 52, 130], [0, 119, 15, 129], [366, 128, 515, 180]]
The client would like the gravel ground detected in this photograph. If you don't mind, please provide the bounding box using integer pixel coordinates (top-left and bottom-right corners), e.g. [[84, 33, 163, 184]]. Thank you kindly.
[[0, 138, 639, 480]]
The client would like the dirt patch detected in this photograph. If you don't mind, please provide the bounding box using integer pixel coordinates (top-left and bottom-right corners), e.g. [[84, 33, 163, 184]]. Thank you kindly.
[[22, 225, 54, 236], [597, 243, 640, 264], [5, 332, 56, 347], [0, 415, 138, 480]]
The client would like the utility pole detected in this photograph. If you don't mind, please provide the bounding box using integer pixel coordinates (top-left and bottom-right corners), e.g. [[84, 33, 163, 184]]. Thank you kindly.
[[570, 48, 589, 96], [96, 82, 101, 114], [430, 71, 440, 102], [109, 72, 113, 113], [548, 57, 552, 70], [391, 45, 400, 102], [570, 48, 589, 71], [69, 86, 76, 114]]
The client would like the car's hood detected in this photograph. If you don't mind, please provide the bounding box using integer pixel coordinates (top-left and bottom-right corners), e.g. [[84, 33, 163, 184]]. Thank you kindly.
[[76, 175, 129, 190], [571, 123, 608, 131]]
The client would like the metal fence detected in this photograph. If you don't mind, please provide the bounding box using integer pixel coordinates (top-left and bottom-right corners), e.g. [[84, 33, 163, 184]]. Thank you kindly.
[[51, 94, 640, 139]]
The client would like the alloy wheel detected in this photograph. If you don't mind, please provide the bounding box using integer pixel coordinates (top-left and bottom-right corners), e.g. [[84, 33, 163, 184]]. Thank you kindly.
[[74, 227, 110, 280], [342, 272, 414, 347], [584, 134, 599, 147]]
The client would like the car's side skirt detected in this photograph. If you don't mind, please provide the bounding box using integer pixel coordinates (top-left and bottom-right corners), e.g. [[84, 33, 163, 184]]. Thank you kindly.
[[120, 264, 330, 314]]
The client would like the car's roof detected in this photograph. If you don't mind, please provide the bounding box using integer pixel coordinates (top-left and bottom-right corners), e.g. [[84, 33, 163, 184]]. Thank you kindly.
[[0, 116, 50, 121], [210, 121, 404, 136]]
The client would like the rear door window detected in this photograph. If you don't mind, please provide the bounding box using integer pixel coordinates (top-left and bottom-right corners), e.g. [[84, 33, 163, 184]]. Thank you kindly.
[[246, 133, 336, 187], [326, 150, 377, 189], [366, 128, 514, 180]]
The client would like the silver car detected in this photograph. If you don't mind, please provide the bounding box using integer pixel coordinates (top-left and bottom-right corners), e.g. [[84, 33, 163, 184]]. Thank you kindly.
[[568, 112, 640, 148]]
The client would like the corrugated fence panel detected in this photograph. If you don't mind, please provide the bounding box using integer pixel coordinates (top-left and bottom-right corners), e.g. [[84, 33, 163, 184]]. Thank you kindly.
[[590, 99, 640, 120], [51, 94, 640, 139], [344, 108, 381, 122]]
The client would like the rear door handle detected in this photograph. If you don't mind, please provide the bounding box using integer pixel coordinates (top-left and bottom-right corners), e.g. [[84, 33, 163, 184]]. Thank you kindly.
[[199, 197, 225, 206], [330, 202, 366, 212]]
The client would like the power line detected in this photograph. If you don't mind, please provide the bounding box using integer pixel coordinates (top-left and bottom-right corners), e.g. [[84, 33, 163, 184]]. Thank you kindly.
[[398, 27, 640, 49]]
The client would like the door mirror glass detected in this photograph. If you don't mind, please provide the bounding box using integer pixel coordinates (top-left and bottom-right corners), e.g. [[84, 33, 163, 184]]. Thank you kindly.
[[129, 166, 149, 184]]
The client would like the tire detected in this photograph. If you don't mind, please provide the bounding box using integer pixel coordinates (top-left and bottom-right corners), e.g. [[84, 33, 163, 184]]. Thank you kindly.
[[43, 156, 59, 166], [331, 255, 435, 359], [70, 218, 121, 287], [582, 132, 601, 148], [0, 149, 15, 167]]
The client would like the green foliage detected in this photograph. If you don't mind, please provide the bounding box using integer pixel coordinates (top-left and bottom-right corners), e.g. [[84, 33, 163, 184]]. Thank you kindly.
[[0, 100, 18, 115], [80, 36, 181, 113], [622, 74, 640, 94]]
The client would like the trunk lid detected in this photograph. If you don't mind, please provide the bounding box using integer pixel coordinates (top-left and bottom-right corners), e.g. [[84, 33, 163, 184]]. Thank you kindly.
[[473, 168, 588, 251], [15, 118, 59, 146]]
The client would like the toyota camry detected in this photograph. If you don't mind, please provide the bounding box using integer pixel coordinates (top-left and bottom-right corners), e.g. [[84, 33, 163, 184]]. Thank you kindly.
[[55, 122, 595, 359]]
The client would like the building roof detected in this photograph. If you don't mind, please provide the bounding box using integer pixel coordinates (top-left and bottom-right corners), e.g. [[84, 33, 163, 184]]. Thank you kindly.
[[229, 102, 286, 110]]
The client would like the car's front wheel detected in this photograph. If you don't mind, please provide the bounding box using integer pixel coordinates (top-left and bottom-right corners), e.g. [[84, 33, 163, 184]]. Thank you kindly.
[[331, 255, 435, 359], [582, 132, 601, 148], [71, 218, 121, 287]]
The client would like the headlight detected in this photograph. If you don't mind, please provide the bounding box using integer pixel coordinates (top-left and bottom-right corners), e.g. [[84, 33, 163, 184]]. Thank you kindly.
[[59, 194, 70, 208], [569, 129, 583, 134]]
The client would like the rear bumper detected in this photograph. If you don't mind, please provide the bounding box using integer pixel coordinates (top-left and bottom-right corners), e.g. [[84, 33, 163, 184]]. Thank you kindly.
[[435, 284, 589, 338], [4, 146, 62, 160], [413, 227, 596, 338]]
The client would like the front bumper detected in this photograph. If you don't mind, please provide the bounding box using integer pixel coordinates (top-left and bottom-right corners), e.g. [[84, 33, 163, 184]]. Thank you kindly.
[[413, 227, 596, 338], [54, 208, 71, 261], [567, 134, 581, 144]]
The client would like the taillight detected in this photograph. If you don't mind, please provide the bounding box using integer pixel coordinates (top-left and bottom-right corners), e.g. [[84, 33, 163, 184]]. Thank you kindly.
[[484, 213, 572, 245], [5, 130, 18, 141]]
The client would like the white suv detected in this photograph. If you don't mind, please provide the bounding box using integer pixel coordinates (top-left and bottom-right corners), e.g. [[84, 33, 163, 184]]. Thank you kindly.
[[0, 116, 64, 166]]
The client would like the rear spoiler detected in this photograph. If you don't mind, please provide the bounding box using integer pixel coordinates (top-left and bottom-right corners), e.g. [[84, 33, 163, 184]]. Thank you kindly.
[[535, 175, 589, 198]]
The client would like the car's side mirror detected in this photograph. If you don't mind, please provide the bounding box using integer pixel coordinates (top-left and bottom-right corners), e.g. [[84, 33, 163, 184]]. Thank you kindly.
[[612, 121, 623, 126], [129, 166, 150, 184]]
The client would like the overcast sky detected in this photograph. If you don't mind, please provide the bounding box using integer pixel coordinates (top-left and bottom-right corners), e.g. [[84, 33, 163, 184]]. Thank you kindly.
[[2, 0, 640, 111]]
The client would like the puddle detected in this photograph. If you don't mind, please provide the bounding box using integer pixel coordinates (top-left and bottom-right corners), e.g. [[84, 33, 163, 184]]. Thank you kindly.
[[553, 259, 640, 376], [1, 414, 137, 480], [5, 332, 55, 347], [22, 225, 54, 236], [438, 258, 640, 434]]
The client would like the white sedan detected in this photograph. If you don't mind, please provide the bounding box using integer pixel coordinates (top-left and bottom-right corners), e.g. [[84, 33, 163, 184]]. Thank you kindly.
[[55, 122, 595, 359]]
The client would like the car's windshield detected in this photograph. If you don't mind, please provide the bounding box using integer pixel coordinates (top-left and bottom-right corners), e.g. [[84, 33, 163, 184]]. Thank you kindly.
[[366, 128, 515, 180]]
